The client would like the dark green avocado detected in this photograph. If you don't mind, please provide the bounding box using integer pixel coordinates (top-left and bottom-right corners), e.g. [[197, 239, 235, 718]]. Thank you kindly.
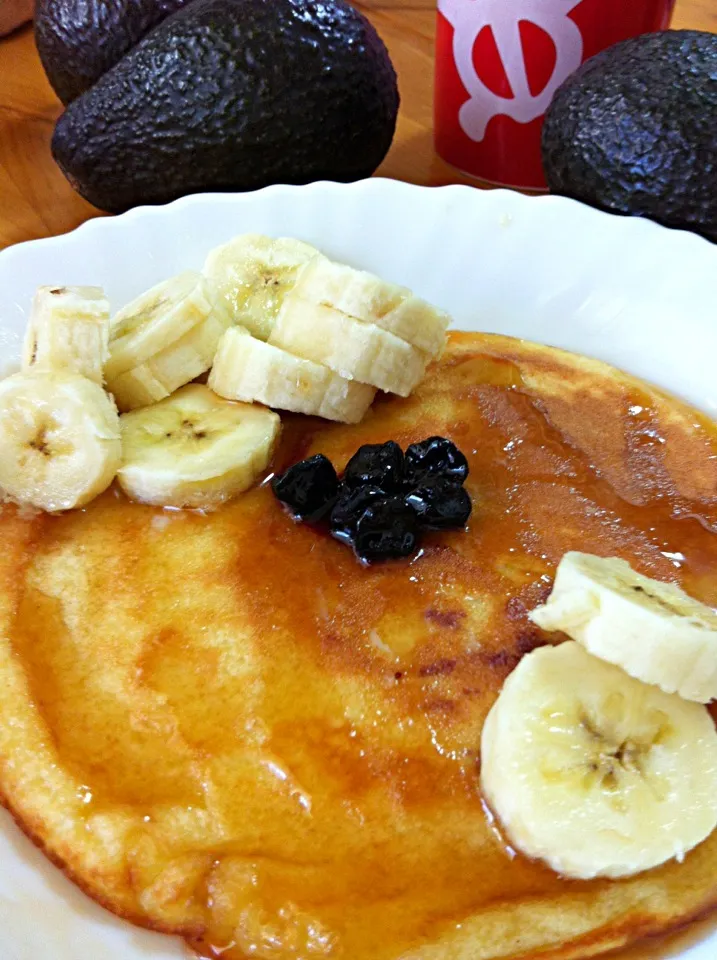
[[542, 30, 717, 244], [35, 0, 192, 105], [51, 0, 399, 213]]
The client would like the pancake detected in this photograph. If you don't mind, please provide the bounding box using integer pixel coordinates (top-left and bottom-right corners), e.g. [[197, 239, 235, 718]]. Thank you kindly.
[[1, 331, 717, 959]]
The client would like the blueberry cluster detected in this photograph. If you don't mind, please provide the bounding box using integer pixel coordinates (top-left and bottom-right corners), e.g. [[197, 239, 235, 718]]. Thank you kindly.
[[271, 437, 472, 564]]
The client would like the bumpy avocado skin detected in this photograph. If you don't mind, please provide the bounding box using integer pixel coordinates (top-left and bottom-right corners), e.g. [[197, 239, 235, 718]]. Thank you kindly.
[[51, 0, 399, 213], [542, 31, 717, 243], [35, 0, 192, 105]]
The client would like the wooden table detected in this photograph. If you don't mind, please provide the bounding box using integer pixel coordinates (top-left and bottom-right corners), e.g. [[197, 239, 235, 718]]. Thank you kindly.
[[0, 1, 713, 252]]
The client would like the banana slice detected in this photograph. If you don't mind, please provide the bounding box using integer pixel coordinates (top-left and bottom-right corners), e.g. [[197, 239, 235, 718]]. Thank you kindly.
[[291, 256, 450, 357], [23, 285, 110, 384], [203, 234, 319, 341], [108, 309, 232, 412], [208, 327, 376, 424], [269, 296, 428, 397], [481, 641, 717, 880], [118, 383, 280, 509], [530, 552, 717, 703], [0, 371, 121, 512], [105, 272, 228, 383]]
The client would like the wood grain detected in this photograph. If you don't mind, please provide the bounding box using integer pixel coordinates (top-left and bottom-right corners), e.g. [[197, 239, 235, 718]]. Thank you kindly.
[[0, 1, 713, 251]]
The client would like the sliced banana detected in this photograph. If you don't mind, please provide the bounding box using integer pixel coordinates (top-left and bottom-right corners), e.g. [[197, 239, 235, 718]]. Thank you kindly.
[[0, 371, 121, 512], [118, 383, 280, 509], [208, 327, 376, 424], [109, 309, 232, 412], [292, 256, 450, 357], [481, 641, 717, 880], [105, 272, 228, 383], [203, 234, 319, 341], [269, 296, 428, 397], [530, 552, 717, 704], [23, 285, 110, 384]]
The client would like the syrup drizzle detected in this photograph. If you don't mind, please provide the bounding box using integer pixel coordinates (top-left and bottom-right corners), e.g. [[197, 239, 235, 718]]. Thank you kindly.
[[2, 338, 717, 960]]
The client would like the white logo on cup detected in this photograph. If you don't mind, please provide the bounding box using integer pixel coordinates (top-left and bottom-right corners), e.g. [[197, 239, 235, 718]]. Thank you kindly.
[[439, 0, 584, 141]]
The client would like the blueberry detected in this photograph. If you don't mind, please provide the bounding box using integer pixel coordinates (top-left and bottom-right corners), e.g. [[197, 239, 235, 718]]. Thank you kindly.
[[343, 441, 404, 492], [353, 497, 419, 563], [329, 484, 385, 544], [272, 454, 338, 521], [404, 436, 469, 486], [405, 478, 472, 530]]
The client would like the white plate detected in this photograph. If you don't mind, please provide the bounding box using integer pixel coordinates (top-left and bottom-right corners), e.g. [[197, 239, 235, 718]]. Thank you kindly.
[[0, 179, 715, 960]]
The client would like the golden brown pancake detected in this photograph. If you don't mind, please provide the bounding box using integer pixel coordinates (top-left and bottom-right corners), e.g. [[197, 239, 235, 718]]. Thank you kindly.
[[1, 332, 717, 960]]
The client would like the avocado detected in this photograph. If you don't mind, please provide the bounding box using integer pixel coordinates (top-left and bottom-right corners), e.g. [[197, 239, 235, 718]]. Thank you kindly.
[[542, 31, 717, 244], [35, 0, 192, 105], [51, 0, 399, 213]]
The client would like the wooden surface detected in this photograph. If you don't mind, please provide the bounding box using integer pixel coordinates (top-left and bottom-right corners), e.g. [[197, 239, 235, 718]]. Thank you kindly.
[[0, 1, 714, 251]]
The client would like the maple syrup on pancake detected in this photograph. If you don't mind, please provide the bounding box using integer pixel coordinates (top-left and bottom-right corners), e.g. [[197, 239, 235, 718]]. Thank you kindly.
[[5, 336, 717, 959]]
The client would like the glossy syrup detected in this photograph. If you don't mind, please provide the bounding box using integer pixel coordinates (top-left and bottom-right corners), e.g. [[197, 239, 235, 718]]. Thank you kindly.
[[3, 336, 717, 960]]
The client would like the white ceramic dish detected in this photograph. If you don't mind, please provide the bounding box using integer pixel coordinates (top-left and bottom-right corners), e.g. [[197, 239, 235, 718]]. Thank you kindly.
[[0, 178, 715, 960]]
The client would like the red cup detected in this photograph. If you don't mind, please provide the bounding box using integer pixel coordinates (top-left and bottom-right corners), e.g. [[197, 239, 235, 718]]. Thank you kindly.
[[435, 0, 677, 190]]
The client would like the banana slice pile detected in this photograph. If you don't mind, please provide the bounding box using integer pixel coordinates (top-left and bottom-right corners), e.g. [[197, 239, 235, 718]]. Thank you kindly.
[[0, 287, 121, 511], [481, 552, 717, 882], [205, 233, 449, 408], [0, 234, 448, 512], [105, 271, 233, 411], [208, 326, 376, 425]]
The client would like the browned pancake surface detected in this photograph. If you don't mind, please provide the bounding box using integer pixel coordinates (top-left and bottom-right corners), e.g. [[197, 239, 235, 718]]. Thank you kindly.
[[1, 332, 716, 960]]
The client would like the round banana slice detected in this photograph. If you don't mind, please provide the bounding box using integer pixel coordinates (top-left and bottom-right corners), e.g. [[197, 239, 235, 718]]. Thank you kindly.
[[105, 272, 227, 382], [480, 641, 717, 881], [530, 551, 717, 703], [23, 285, 110, 385], [269, 296, 428, 397], [118, 383, 280, 509], [109, 309, 232, 412], [203, 234, 319, 341], [0, 371, 121, 512], [291, 255, 450, 358], [208, 327, 376, 424]]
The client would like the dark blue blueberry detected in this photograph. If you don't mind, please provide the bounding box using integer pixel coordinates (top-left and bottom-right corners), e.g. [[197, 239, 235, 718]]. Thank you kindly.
[[404, 436, 469, 486], [405, 478, 472, 530], [343, 441, 404, 492], [271, 454, 338, 521], [329, 484, 385, 544], [353, 497, 419, 564]]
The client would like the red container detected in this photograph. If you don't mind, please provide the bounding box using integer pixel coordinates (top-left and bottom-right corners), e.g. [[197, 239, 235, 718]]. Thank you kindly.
[[435, 0, 677, 190]]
